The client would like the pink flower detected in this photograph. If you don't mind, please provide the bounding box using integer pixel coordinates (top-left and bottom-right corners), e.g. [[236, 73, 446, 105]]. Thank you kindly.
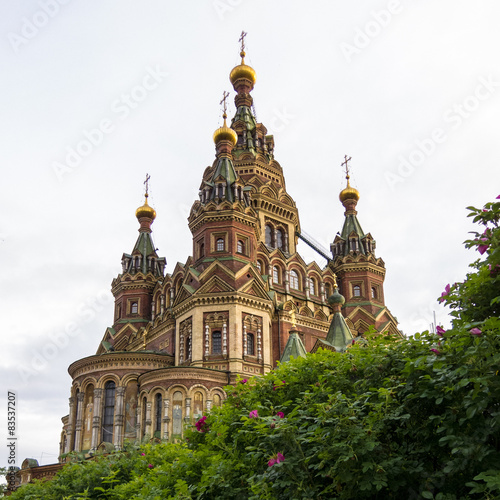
[[470, 328, 482, 336], [141, 453, 145, 456], [436, 326, 446, 337], [249, 410, 259, 418], [276, 411, 285, 419], [268, 453, 285, 467], [148, 464, 154, 469], [439, 284, 451, 303], [273, 380, 286, 391], [195, 415, 209, 432], [430, 348, 440, 355], [240, 379, 247, 384]]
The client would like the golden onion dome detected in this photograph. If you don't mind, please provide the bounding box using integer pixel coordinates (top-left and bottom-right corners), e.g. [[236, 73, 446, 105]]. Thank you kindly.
[[339, 178, 360, 203], [213, 116, 238, 145], [229, 50, 257, 86], [135, 193, 156, 221]]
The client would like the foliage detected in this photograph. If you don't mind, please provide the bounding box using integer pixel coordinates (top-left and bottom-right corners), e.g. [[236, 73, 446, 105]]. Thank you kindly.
[[9, 196, 500, 499]]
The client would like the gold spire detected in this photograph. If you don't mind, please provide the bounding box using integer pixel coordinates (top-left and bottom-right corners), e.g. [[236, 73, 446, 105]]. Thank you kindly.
[[213, 91, 238, 145], [339, 155, 360, 203], [135, 174, 157, 221], [229, 31, 257, 86]]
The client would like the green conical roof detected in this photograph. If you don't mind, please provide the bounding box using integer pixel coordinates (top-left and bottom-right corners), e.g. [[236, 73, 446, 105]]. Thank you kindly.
[[280, 331, 307, 363], [325, 312, 354, 352]]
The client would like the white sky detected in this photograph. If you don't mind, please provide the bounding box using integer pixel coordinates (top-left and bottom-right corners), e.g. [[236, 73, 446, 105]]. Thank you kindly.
[[1, 0, 499, 468]]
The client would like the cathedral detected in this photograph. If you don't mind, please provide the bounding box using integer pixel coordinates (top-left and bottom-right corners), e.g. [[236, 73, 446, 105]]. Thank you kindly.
[[16, 35, 400, 489]]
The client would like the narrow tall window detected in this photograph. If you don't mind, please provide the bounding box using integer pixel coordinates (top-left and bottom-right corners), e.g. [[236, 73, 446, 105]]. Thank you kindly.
[[237, 240, 244, 254], [273, 266, 280, 284], [310, 278, 316, 296], [325, 283, 331, 298], [353, 285, 361, 297], [265, 225, 273, 247], [247, 332, 255, 356], [199, 242, 205, 258], [276, 229, 284, 250], [290, 270, 299, 290], [131, 302, 138, 314], [102, 381, 115, 443], [212, 331, 222, 354], [172, 392, 183, 437], [155, 393, 162, 436], [216, 238, 224, 252], [371, 287, 376, 299], [256, 260, 262, 273]]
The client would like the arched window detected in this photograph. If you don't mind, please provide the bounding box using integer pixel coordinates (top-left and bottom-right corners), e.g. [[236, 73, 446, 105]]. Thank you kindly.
[[193, 392, 203, 419], [213, 394, 222, 407], [247, 332, 255, 356], [273, 266, 280, 284], [276, 229, 285, 250], [131, 302, 138, 314], [212, 331, 222, 354], [310, 278, 316, 296], [216, 238, 224, 252], [325, 283, 331, 298], [256, 260, 262, 273], [237, 240, 244, 254], [353, 285, 361, 297], [102, 381, 115, 443], [265, 225, 273, 247], [290, 270, 299, 290], [172, 391, 183, 437], [154, 393, 162, 437], [141, 396, 147, 438]]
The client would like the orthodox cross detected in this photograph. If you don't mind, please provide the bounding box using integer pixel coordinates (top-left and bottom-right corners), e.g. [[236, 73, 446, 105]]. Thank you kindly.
[[220, 91, 230, 118], [341, 155, 352, 178], [144, 173, 151, 195], [332, 273, 338, 289], [239, 31, 247, 53]]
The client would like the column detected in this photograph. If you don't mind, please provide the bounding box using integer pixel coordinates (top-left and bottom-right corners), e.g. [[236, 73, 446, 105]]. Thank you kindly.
[[284, 232, 289, 253], [135, 406, 141, 441], [161, 294, 165, 314], [285, 271, 290, 293], [163, 399, 170, 441], [204, 324, 209, 357], [73, 393, 85, 452], [243, 324, 248, 356], [144, 402, 152, 438], [90, 388, 103, 451], [179, 333, 184, 363], [257, 328, 262, 362], [222, 322, 228, 356], [113, 387, 126, 450], [184, 398, 191, 423], [66, 396, 75, 453], [305, 277, 311, 300]]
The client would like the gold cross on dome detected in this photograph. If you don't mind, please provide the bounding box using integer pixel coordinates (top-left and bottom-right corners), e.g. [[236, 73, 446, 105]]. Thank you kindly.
[[144, 173, 151, 195], [239, 31, 247, 52], [332, 273, 338, 289], [220, 91, 230, 118], [341, 155, 352, 178]]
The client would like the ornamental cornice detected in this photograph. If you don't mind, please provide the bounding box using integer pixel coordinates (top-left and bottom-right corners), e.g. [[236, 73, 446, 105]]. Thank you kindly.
[[138, 366, 229, 387], [68, 352, 174, 380], [172, 292, 273, 318], [334, 262, 386, 277], [188, 211, 259, 234]]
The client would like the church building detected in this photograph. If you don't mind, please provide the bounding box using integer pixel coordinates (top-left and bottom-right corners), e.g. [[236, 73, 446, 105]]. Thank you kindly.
[[14, 37, 400, 490]]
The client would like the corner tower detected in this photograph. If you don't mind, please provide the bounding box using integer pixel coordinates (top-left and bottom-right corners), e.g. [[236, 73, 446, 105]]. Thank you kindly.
[[331, 157, 400, 336]]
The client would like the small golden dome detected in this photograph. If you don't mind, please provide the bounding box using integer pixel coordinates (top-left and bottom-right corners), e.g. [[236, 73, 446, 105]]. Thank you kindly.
[[339, 179, 360, 203], [135, 194, 156, 220], [213, 117, 238, 145], [229, 50, 257, 86]]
